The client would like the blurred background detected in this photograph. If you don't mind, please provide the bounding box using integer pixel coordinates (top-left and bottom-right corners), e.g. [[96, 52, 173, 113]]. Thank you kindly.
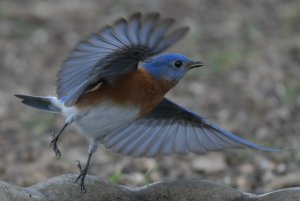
[[0, 0, 300, 193]]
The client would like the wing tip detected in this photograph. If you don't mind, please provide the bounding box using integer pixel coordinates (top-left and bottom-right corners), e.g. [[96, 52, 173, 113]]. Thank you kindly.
[[249, 145, 283, 152], [15, 94, 25, 99], [130, 12, 142, 19]]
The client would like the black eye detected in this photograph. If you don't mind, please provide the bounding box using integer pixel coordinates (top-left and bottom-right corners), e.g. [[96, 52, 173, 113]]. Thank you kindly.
[[174, 60, 182, 68]]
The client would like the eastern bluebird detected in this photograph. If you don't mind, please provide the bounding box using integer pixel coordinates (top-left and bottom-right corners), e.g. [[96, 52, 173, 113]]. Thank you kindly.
[[15, 12, 280, 193]]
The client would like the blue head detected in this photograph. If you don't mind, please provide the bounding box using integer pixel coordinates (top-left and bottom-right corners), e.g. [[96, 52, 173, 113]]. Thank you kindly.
[[141, 53, 203, 81]]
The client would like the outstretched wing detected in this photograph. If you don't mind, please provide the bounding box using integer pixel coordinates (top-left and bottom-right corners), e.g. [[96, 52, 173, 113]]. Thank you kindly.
[[102, 98, 280, 158], [57, 13, 189, 107]]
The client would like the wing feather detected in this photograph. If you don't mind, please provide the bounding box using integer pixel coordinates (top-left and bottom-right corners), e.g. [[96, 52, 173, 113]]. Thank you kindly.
[[139, 13, 160, 45], [116, 121, 150, 155], [148, 18, 175, 48], [114, 120, 155, 155], [145, 119, 172, 157], [130, 123, 159, 157], [126, 13, 141, 45], [113, 19, 131, 46], [186, 125, 206, 154], [104, 123, 138, 149], [159, 122, 177, 156], [173, 122, 189, 154], [103, 98, 281, 157]]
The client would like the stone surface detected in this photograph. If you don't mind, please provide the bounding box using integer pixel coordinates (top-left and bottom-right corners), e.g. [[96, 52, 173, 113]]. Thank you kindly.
[[0, 174, 300, 201]]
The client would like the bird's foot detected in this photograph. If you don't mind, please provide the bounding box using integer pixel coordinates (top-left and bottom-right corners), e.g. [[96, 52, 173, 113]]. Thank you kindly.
[[75, 160, 87, 193], [50, 123, 69, 159], [50, 132, 61, 159]]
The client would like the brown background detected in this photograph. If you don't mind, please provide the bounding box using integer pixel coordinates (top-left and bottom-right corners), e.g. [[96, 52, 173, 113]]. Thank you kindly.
[[0, 0, 299, 193]]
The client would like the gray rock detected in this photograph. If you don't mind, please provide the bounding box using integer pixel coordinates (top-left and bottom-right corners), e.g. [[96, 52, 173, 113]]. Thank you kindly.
[[0, 174, 299, 201]]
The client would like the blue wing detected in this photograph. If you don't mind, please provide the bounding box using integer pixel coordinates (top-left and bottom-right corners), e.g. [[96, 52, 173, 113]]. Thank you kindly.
[[102, 98, 280, 158], [57, 13, 189, 106]]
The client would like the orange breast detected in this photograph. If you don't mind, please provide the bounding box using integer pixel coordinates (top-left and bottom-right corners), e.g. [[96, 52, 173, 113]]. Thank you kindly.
[[76, 68, 177, 115]]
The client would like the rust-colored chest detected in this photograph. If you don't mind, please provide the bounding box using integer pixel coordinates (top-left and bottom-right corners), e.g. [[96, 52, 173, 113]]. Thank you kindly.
[[76, 68, 177, 115]]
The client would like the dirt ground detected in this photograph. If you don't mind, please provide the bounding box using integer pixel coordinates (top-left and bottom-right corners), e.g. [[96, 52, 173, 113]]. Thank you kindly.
[[0, 0, 299, 194]]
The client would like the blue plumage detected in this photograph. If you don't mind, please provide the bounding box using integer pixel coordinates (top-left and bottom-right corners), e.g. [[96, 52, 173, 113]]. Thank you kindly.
[[142, 53, 191, 81]]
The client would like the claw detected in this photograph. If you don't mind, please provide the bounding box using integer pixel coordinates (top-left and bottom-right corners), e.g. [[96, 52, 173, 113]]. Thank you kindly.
[[75, 160, 82, 172], [74, 153, 92, 193], [49, 123, 68, 159], [75, 167, 88, 194], [50, 132, 61, 159]]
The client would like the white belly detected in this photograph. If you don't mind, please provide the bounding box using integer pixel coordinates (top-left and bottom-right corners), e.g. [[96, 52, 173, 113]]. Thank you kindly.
[[50, 97, 140, 139], [72, 102, 140, 139]]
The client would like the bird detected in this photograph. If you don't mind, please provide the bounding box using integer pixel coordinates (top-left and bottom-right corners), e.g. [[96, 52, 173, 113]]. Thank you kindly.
[[15, 12, 280, 193]]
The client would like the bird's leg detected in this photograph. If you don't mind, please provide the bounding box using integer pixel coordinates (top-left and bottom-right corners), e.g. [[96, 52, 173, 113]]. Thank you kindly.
[[74, 140, 99, 193], [50, 123, 68, 159], [75, 153, 93, 194]]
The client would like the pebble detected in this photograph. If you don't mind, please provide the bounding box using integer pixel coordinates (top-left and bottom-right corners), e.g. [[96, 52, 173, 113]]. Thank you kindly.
[[192, 153, 226, 173]]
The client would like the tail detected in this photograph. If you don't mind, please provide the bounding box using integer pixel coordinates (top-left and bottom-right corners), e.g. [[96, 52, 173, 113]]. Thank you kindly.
[[15, 94, 62, 113]]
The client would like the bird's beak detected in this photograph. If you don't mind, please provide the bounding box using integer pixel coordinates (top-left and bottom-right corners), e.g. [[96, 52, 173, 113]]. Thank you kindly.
[[186, 61, 204, 70]]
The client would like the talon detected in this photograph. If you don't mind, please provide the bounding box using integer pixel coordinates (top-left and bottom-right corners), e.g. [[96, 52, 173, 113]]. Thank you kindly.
[[49, 123, 68, 159], [75, 168, 88, 193], [75, 160, 82, 172], [74, 153, 92, 193], [54, 148, 61, 159], [50, 132, 61, 159], [81, 184, 86, 194]]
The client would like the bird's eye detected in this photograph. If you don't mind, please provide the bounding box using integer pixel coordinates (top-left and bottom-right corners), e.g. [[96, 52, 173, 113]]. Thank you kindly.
[[174, 60, 182, 68]]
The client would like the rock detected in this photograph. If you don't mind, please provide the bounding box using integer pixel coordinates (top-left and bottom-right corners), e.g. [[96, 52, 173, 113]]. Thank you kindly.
[[0, 174, 300, 201], [265, 172, 300, 191]]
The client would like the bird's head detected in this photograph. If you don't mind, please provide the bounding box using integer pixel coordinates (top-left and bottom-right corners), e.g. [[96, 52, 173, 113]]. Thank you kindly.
[[141, 53, 203, 82]]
